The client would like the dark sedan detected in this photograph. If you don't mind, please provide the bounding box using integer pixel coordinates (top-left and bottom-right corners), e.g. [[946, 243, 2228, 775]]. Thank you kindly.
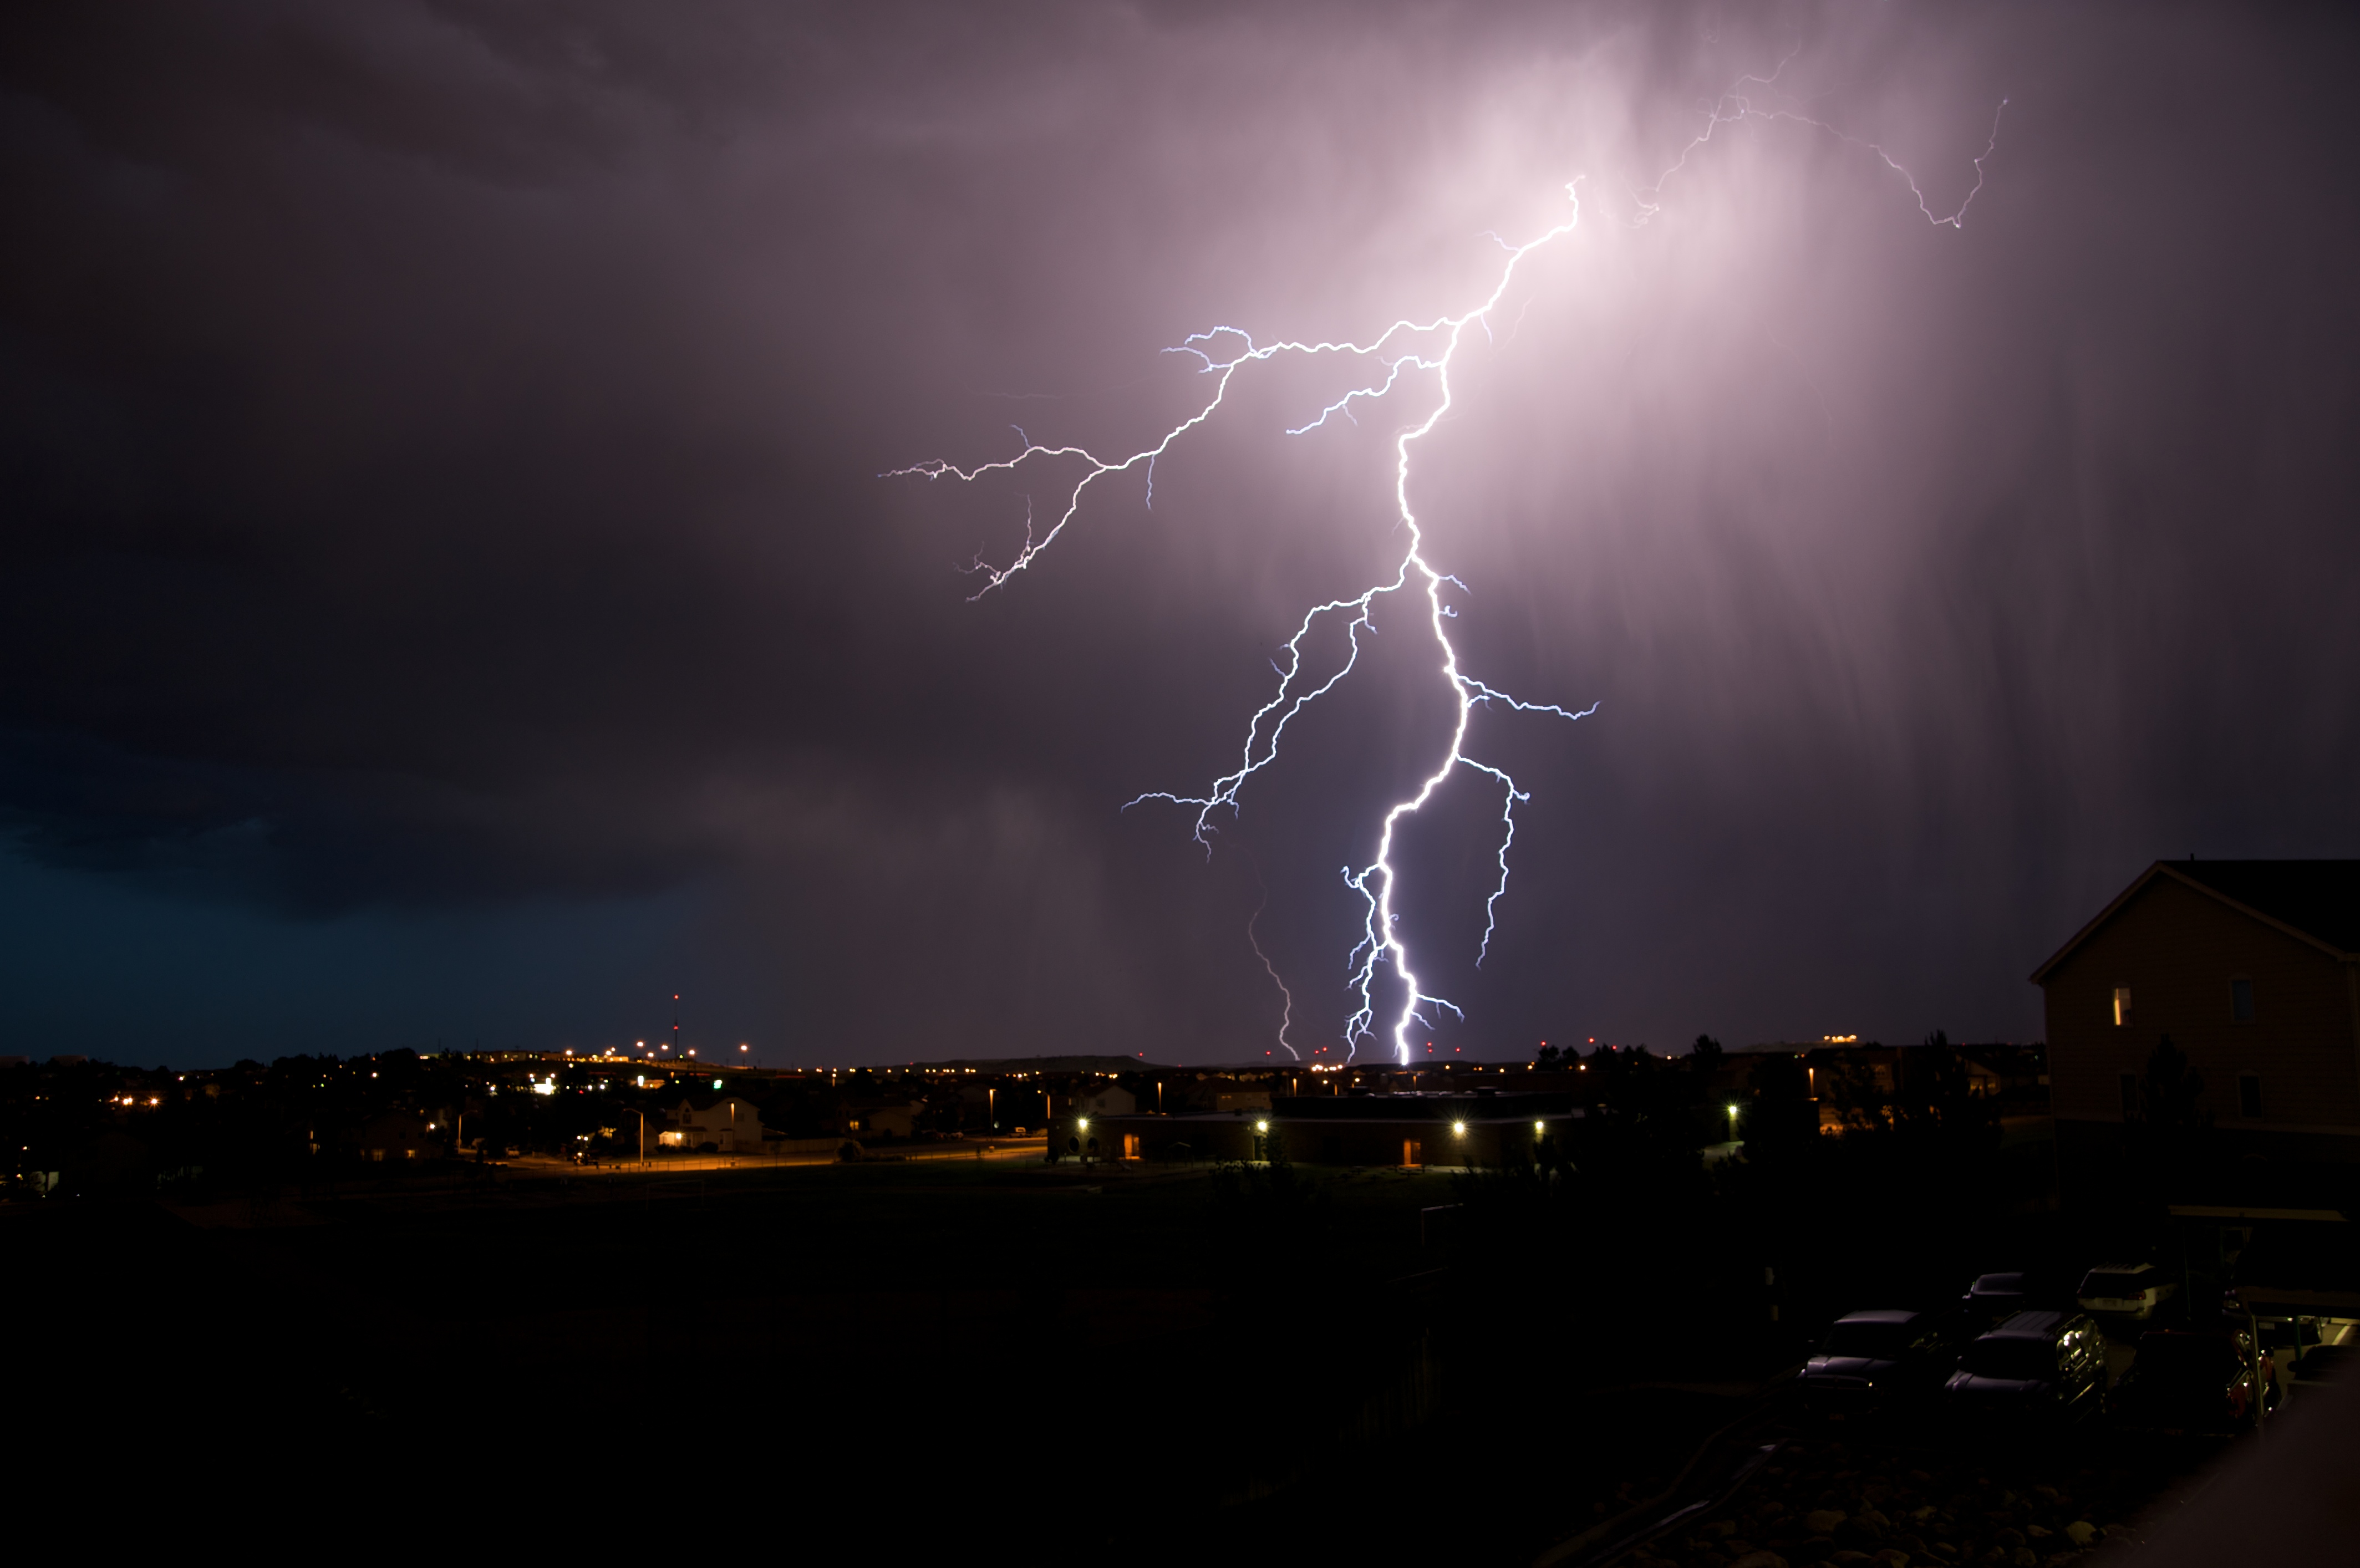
[[1944, 1310, 2107, 1423], [2111, 1326, 2272, 1434], [1799, 1309, 1966, 1412], [1962, 1271, 2031, 1324]]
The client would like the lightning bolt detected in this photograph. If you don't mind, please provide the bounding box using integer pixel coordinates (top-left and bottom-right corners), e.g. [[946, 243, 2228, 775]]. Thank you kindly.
[[1635, 52, 2007, 230], [891, 72, 2000, 1066], [1246, 894, 1298, 1062]]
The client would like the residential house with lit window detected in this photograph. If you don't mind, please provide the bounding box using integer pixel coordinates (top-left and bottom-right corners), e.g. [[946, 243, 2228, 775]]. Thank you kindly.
[[2032, 859, 2360, 1202], [658, 1093, 772, 1153], [350, 1110, 444, 1163], [827, 1098, 931, 1141]]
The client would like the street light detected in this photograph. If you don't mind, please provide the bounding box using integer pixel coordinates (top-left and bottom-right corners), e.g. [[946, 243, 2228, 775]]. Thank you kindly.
[[1452, 1121, 1467, 1136], [1726, 1102, 1741, 1140]]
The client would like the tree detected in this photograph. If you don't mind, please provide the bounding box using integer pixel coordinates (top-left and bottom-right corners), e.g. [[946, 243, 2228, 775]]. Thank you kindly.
[[2120, 1033, 2213, 1213], [1742, 1052, 1816, 1153], [2139, 1034, 2207, 1127]]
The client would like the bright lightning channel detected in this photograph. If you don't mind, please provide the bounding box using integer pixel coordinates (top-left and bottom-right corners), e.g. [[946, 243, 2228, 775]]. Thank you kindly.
[[891, 81, 2000, 1066], [892, 187, 1590, 1066]]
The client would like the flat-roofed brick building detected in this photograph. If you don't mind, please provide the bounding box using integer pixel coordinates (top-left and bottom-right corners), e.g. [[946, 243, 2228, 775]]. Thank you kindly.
[[2033, 859, 2360, 1201]]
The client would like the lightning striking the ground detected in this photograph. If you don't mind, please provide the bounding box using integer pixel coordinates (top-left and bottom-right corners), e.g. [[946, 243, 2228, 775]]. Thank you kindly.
[[1246, 894, 1298, 1062], [891, 76, 2000, 1064]]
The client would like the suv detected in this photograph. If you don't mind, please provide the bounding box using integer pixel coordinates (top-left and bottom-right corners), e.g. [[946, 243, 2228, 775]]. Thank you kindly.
[[2077, 1262, 2177, 1322], [1799, 1310, 1967, 1411], [2110, 1326, 2273, 1434], [1944, 1310, 2107, 1423]]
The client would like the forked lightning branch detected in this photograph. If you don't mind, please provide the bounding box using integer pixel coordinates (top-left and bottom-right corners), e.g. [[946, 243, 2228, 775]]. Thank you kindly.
[[891, 77, 2001, 1065]]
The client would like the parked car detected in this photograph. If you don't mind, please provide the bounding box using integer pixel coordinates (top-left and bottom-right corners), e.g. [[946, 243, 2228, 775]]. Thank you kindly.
[[1799, 1310, 1969, 1411], [1944, 1310, 2107, 1423], [2288, 1343, 2351, 1388], [1962, 1271, 2032, 1323], [2110, 1326, 2273, 1434], [2077, 1262, 2178, 1322]]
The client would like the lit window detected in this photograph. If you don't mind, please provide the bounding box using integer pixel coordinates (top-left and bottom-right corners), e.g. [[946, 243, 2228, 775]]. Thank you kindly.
[[2112, 987, 2132, 1027], [2231, 979, 2254, 1022], [2239, 1074, 2262, 1120]]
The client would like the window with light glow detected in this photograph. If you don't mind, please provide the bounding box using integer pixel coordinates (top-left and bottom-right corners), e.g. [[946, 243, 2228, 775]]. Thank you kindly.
[[2112, 987, 2132, 1027]]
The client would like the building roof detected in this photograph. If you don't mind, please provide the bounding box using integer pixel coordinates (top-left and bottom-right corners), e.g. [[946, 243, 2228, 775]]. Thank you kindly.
[[2031, 859, 2360, 984], [2172, 860, 2360, 954]]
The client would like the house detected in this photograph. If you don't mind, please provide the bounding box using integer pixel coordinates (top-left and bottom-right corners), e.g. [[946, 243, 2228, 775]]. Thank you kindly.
[[1075, 1080, 1136, 1117], [2031, 859, 2360, 1202], [658, 1094, 772, 1153], [352, 1110, 444, 1163], [839, 1100, 924, 1139]]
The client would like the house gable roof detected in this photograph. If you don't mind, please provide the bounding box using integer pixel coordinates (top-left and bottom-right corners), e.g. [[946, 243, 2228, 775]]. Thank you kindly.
[[2173, 861, 2360, 954], [2030, 859, 2360, 985]]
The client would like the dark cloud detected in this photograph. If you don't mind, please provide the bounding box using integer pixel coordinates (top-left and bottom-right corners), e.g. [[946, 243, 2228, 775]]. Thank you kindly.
[[1, 2, 2354, 1064]]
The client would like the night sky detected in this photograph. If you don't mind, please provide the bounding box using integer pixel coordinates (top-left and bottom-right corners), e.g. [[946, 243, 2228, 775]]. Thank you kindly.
[[3, 3, 2354, 1068]]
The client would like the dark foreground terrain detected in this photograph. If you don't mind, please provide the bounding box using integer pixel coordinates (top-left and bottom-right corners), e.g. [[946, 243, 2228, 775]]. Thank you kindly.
[[8, 1126, 2286, 1562]]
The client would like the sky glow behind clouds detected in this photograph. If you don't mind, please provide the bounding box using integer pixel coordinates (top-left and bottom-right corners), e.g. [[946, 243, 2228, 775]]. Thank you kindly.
[[0, 2, 2355, 1065]]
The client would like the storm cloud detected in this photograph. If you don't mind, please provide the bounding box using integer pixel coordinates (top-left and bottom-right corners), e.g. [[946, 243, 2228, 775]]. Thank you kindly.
[[1, 2, 2354, 1065]]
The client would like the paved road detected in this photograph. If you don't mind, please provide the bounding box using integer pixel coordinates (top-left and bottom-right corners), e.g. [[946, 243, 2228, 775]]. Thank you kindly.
[[507, 1138, 1049, 1178]]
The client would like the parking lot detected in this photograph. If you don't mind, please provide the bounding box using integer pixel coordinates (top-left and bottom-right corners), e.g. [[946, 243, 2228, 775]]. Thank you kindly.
[[1589, 1282, 2356, 1568]]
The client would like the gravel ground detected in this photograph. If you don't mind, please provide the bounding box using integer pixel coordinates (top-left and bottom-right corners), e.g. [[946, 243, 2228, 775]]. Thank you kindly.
[[1615, 1427, 2208, 1568]]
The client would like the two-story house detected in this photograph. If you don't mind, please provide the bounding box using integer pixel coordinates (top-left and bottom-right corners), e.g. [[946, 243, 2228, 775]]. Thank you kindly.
[[2032, 859, 2360, 1203]]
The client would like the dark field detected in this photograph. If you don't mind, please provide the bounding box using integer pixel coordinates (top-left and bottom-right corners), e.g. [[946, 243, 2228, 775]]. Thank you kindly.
[[9, 1136, 2239, 1561]]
